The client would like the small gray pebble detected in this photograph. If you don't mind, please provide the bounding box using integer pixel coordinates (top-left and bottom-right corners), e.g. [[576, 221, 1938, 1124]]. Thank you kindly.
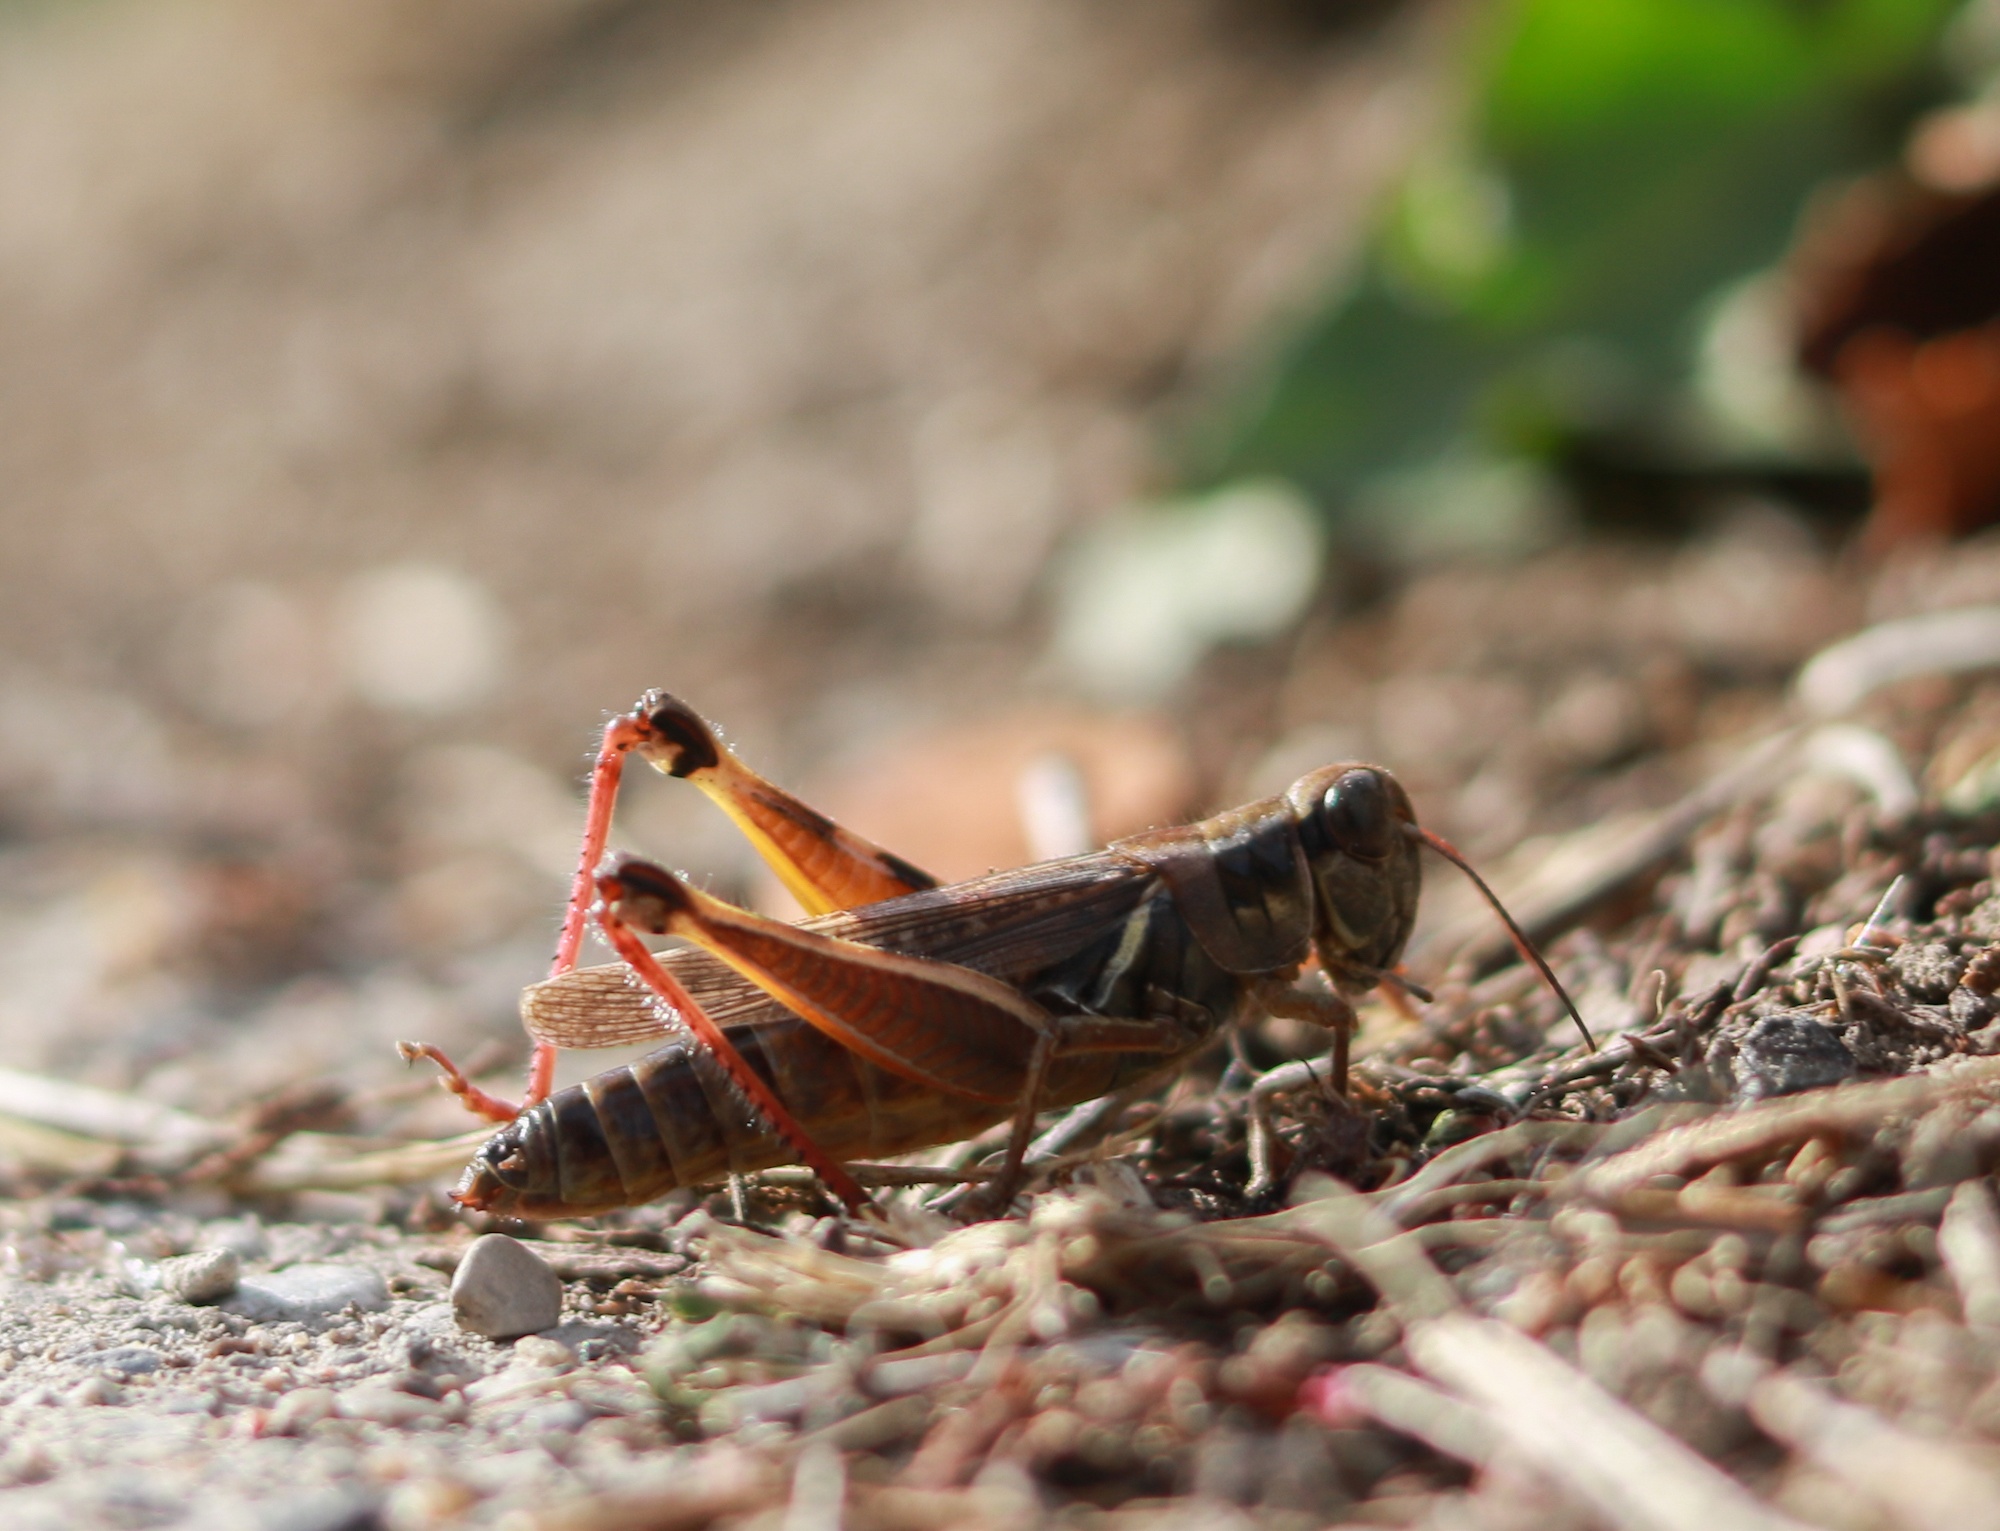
[[1731, 1011, 1856, 1101], [224, 1264, 389, 1323], [1888, 941, 1965, 1003], [158, 1248, 240, 1305], [78, 1345, 161, 1376], [1953, 986, 2000, 1029], [450, 1234, 563, 1340]]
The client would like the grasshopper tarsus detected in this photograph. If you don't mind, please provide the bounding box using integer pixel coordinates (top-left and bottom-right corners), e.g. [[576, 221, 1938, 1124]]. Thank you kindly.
[[397, 1041, 521, 1124]]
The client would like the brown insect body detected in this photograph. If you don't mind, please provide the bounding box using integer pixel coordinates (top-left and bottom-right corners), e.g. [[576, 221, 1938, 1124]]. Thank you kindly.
[[456, 762, 1422, 1218]]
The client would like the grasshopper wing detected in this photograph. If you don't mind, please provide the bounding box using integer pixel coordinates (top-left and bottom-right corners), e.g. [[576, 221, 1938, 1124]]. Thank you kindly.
[[520, 949, 769, 1048], [807, 852, 1153, 979], [519, 851, 1154, 1050]]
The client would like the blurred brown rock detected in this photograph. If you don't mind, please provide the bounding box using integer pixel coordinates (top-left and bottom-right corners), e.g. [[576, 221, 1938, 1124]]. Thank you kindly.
[[1796, 179, 2000, 549], [784, 706, 1194, 893]]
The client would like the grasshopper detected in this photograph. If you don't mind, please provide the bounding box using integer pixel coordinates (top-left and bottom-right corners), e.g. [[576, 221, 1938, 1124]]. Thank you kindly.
[[404, 693, 1589, 1218]]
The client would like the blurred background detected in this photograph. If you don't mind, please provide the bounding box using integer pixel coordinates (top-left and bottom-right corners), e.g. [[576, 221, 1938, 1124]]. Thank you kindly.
[[2, 0, 1998, 1136]]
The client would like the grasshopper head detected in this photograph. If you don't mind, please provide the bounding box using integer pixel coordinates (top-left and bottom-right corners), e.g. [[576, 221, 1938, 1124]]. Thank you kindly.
[[1287, 764, 1422, 986], [1287, 765, 1596, 1050]]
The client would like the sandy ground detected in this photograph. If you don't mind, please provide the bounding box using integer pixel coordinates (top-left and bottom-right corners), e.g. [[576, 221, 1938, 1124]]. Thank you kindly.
[[0, 2, 1454, 1524], [0, 516, 1989, 1528], [0, 1206, 688, 1530], [13, 4, 2000, 1528]]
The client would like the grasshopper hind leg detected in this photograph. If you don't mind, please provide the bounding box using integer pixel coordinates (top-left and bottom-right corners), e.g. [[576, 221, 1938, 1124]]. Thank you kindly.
[[396, 1041, 522, 1125], [627, 691, 939, 918], [410, 691, 942, 1126]]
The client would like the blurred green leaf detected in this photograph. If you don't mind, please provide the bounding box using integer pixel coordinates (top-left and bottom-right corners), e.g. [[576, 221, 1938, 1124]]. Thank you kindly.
[[1187, 0, 1960, 545]]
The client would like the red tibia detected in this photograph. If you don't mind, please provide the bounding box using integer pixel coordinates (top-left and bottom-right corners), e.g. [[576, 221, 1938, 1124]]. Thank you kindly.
[[492, 711, 655, 1117], [553, 713, 653, 977], [418, 711, 653, 1123], [594, 876, 872, 1213]]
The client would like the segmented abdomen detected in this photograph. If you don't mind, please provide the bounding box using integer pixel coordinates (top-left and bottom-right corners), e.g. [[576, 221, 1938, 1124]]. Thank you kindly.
[[454, 1015, 1175, 1218]]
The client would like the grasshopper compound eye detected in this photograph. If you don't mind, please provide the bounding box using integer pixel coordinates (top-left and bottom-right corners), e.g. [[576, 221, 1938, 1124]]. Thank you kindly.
[[1320, 768, 1398, 862]]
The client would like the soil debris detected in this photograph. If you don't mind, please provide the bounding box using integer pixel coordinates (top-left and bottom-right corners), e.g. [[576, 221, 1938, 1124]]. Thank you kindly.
[[13, 535, 2000, 1525]]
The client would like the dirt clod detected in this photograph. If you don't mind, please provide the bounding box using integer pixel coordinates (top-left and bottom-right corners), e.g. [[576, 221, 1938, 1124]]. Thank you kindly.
[[156, 1248, 240, 1306]]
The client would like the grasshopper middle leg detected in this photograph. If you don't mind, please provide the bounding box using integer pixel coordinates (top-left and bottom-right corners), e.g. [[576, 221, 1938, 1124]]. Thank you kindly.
[[981, 1012, 1190, 1214], [1254, 977, 1359, 1095]]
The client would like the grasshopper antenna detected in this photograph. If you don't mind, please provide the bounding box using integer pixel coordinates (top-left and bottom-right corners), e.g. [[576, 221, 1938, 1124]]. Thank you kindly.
[[1408, 824, 1596, 1052]]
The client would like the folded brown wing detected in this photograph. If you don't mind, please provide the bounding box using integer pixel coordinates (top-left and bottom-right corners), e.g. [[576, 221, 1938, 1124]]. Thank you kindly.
[[520, 852, 1153, 1050]]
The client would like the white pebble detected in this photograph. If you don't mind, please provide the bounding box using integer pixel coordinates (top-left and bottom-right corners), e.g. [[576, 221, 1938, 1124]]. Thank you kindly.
[[450, 1235, 563, 1340], [158, 1248, 240, 1305], [224, 1263, 389, 1323]]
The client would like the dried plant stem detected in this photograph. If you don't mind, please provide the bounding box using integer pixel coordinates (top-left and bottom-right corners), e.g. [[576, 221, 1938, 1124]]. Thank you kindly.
[[1746, 1369, 2000, 1531], [1409, 1316, 1814, 1531], [1570, 1057, 2000, 1208]]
